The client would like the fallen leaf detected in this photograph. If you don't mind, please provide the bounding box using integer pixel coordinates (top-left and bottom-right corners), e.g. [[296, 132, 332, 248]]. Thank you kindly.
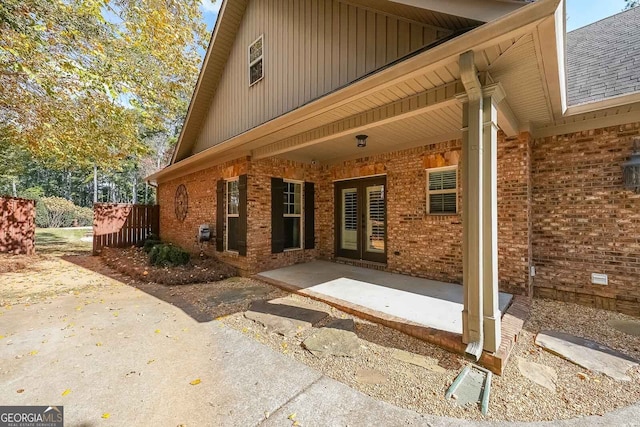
[[147, 359, 155, 365], [28, 350, 38, 356], [16, 389, 24, 393], [288, 413, 296, 420], [154, 329, 161, 334], [113, 312, 119, 317], [0, 335, 5, 340], [96, 342, 103, 347], [62, 389, 71, 396], [102, 413, 110, 419], [189, 379, 201, 385], [577, 372, 588, 380]]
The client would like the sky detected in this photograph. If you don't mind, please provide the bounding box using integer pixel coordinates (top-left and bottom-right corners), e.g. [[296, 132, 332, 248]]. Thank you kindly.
[[566, 0, 629, 31], [199, 0, 631, 35], [201, 0, 221, 32]]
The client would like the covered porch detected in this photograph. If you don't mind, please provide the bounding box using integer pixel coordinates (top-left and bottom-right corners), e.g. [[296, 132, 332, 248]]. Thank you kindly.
[[239, 0, 564, 362], [256, 260, 528, 375]]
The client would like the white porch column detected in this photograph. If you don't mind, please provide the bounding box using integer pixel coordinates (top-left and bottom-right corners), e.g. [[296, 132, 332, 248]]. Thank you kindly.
[[458, 51, 484, 358], [481, 84, 506, 353]]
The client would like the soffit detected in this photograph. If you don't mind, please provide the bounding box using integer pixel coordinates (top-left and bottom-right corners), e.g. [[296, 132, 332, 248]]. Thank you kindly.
[[341, 0, 481, 31], [488, 33, 553, 127]]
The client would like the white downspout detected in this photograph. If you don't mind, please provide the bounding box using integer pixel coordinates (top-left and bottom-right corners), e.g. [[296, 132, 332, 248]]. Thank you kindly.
[[459, 50, 484, 360]]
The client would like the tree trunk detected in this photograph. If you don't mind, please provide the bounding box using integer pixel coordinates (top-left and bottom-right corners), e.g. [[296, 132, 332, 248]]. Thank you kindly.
[[132, 174, 137, 204], [12, 178, 17, 197], [93, 164, 98, 204]]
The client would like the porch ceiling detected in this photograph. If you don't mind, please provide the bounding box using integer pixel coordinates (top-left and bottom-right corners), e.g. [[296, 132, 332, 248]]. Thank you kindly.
[[248, 29, 557, 164], [276, 103, 463, 164]]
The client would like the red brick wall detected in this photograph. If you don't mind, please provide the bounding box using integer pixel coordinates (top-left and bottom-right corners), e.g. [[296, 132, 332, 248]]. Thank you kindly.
[[498, 132, 533, 295], [157, 122, 640, 315], [157, 158, 251, 272], [315, 134, 532, 293], [157, 135, 533, 292], [318, 141, 464, 283], [531, 123, 640, 316], [246, 158, 321, 272], [0, 196, 36, 255]]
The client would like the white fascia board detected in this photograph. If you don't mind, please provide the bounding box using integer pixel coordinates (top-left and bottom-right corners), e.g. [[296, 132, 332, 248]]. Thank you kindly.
[[390, 0, 527, 22]]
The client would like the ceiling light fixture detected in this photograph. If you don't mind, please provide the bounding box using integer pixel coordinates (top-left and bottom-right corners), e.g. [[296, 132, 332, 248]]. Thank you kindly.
[[356, 134, 368, 148]]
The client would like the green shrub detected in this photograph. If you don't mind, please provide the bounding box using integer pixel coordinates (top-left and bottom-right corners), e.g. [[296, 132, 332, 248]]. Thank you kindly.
[[74, 206, 94, 226], [143, 239, 162, 253], [40, 196, 77, 228], [148, 244, 190, 267], [18, 187, 49, 227]]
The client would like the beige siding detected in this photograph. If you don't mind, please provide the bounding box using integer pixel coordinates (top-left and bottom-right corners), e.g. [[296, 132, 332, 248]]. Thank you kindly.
[[193, 0, 445, 155]]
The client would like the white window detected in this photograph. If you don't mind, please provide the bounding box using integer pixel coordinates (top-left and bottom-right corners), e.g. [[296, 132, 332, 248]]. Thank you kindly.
[[226, 179, 239, 251], [426, 166, 458, 214], [283, 180, 302, 250], [248, 35, 263, 86]]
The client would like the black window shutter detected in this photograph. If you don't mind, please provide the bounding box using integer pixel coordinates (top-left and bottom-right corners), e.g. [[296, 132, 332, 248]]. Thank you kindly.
[[271, 177, 284, 253], [216, 179, 224, 251], [304, 182, 315, 249], [237, 174, 248, 256]]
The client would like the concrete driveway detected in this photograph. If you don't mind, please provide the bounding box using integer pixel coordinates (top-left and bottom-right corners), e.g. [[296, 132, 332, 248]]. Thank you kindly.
[[1, 256, 638, 426]]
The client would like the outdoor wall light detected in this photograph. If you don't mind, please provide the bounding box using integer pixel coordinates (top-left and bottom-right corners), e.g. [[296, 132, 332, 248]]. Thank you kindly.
[[356, 134, 368, 148], [622, 137, 640, 193]]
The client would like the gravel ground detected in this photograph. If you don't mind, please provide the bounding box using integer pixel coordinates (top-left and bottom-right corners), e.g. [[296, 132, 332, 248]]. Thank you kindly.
[[219, 288, 640, 422]]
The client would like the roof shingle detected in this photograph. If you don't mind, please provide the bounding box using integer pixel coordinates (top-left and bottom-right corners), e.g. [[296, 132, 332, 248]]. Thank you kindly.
[[566, 6, 640, 106]]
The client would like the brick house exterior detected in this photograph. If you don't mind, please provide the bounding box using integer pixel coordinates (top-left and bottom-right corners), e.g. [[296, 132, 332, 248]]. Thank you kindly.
[[150, 0, 640, 329]]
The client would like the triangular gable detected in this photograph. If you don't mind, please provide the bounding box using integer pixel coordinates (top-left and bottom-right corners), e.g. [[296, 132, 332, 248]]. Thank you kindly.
[[171, 0, 248, 163]]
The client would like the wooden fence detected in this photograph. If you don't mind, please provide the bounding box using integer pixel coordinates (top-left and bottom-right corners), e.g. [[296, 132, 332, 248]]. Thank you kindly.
[[93, 203, 159, 255], [0, 196, 36, 255]]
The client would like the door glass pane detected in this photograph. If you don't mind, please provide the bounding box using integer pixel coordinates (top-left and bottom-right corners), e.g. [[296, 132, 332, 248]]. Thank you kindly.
[[366, 185, 385, 253], [341, 188, 358, 251]]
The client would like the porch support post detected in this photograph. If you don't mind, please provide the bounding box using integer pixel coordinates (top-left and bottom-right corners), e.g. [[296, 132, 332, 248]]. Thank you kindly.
[[481, 83, 506, 353], [458, 51, 484, 359]]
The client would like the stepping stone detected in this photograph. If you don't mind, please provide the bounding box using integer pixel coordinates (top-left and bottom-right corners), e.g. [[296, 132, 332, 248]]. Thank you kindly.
[[207, 286, 271, 306], [607, 319, 640, 337], [245, 299, 329, 337], [355, 368, 387, 385], [516, 357, 557, 392], [535, 330, 639, 381], [325, 318, 355, 332], [391, 349, 446, 373], [302, 327, 360, 358]]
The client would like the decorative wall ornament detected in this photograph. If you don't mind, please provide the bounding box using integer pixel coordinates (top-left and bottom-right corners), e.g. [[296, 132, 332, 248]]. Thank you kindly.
[[622, 137, 640, 193], [174, 184, 188, 221]]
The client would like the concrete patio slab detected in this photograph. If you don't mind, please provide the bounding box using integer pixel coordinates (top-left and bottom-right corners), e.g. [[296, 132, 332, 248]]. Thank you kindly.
[[256, 261, 512, 335], [256, 261, 529, 375]]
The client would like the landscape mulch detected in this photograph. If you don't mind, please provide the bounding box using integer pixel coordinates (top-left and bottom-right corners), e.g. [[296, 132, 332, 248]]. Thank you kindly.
[[101, 247, 237, 285]]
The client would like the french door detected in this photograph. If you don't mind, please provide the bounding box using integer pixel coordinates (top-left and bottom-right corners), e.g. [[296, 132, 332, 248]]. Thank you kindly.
[[335, 177, 387, 263]]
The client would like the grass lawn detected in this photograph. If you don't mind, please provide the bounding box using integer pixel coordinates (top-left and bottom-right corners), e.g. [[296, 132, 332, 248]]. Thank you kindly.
[[36, 227, 93, 255]]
